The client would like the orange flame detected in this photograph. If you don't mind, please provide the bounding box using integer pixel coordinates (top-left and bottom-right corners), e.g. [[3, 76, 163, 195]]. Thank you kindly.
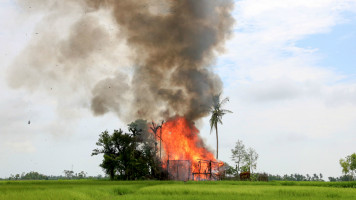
[[151, 116, 223, 180]]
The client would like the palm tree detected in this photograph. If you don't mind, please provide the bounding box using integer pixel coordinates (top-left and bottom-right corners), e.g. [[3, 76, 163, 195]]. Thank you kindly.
[[209, 93, 232, 160]]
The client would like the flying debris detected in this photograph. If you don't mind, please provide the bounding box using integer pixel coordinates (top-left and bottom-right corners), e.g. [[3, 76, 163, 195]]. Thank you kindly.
[[28, 120, 31, 124]]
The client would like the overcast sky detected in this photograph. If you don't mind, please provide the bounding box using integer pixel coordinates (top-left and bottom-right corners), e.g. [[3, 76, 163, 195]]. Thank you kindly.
[[1, 0, 356, 179]]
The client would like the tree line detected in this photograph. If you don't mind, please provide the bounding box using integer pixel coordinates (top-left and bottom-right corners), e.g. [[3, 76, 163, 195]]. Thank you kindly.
[[5, 171, 107, 181], [268, 173, 324, 181]]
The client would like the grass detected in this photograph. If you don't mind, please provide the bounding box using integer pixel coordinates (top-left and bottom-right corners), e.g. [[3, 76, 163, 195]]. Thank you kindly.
[[0, 180, 356, 200]]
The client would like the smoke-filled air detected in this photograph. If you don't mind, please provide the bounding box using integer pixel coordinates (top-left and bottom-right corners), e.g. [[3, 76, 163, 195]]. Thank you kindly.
[[7, 0, 234, 123], [3, 0, 356, 194]]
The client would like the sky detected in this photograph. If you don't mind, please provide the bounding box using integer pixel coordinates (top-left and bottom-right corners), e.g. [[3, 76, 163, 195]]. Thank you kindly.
[[1, 0, 356, 179]]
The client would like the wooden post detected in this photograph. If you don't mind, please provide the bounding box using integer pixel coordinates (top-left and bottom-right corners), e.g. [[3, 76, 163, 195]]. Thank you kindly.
[[167, 155, 170, 179], [177, 160, 179, 180], [188, 161, 191, 181], [160, 125, 162, 160], [209, 160, 212, 180]]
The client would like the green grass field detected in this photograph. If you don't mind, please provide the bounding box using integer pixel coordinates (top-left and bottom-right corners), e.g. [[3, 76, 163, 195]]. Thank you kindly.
[[1, 180, 356, 200]]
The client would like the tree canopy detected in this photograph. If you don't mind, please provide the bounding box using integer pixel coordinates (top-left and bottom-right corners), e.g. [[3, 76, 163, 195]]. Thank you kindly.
[[231, 140, 258, 176], [92, 120, 164, 180], [339, 153, 356, 180]]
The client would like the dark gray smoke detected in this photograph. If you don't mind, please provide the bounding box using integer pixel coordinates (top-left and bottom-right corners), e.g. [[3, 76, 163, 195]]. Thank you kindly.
[[8, 0, 234, 122]]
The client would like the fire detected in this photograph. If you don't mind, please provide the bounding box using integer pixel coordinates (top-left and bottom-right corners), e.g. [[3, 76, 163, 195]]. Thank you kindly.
[[151, 116, 223, 180]]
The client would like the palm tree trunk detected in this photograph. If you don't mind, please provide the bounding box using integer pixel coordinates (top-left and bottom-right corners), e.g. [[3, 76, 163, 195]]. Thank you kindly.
[[215, 124, 218, 160]]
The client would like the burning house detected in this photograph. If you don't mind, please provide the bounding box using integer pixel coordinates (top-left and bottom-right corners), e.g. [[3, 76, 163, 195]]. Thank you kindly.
[[150, 117, 224, 181]]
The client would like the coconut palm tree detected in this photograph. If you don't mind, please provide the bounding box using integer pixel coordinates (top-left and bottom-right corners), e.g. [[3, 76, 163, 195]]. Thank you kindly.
[[209, 93, 232, 160]]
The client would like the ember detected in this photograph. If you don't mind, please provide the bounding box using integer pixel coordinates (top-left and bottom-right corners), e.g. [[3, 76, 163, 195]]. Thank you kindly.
[[150, 117, 223, 181]]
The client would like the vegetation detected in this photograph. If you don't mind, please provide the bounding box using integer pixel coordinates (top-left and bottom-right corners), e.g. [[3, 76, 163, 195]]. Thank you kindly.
[[268, 173, 324, 181], [328, 175, 355, 182], [1, 180, 356, 200], [91, 120, 164, 180], [230, 140, 258, 176], [7, 172, 48, 180], [5, 171, 106, 181], [63, 170, 87, 179], [209, 93, 232, 160], [339, 153, 356, 180]]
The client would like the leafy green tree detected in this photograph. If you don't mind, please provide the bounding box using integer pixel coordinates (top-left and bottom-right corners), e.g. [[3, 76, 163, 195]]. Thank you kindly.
[[340, 158, 350, 175], [240, 165, 250, 173], [209, 93, 232, 160], [92, 120, 162, 180], [92, 130, 117, 180], [245, 147, 258, 173], [22, 171, 48, 180], [231, 140, 259, 176], [93, 129, 139, 180], [63, 170, 74, 179], [350, 153, 356, 174], [223, 162, 237, 177], [231, 140, 247, 175], [127, 119, 162, 179], [339, 153, 356, 179], [78, 171, 87, 178]]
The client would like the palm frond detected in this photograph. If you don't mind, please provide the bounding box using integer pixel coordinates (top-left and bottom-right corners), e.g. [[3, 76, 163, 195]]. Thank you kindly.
[[220, 97, 230, 106], [209, 117, 215, 134], [208, 95, 232, 132], [221, 109, 233, 114]]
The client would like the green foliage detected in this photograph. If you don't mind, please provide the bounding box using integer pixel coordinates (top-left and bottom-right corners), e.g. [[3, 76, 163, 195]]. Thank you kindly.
[[92, 120, 162, 180], [222, 162, 237, 177], [6, 171, 93, 181], [23, 172, 48, 180], [268, 173, 324, 181], [231, 140, 246, 175], [230, 140, 258, 176], [350, 153, 356, 171], [328, 175, 354, 182], [63, 170, 74, 179], [339, 153, 356, 180], [340, 158, 350, 175], [245, 147, 258, 173], [7, 172, 48, 180], [240, 165, 250, 173]]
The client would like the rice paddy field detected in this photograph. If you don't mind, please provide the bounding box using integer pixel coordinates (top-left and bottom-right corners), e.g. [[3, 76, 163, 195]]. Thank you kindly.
[[0, 180, 356, 200]]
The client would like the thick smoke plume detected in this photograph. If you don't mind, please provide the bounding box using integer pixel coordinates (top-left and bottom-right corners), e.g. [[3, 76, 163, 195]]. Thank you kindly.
[[8, 0, 234, 122]]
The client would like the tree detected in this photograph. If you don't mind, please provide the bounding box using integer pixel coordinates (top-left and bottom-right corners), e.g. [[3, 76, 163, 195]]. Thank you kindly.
[[223, 162, 237, 178], [245, 147, 258, 174], [231, 140, 247, 175], [339, 153, 356, 180], [92, 130, 117, 180], [93, 129, 139, 180], [22, 171, 48, 180], [92, 120, 163, 180], [78, 171, 87, 178], [63, 170, 74, 179], [231, 140, 259, 176], [350, 153, 356, 175], [209, 93, 232, 160], [128, 119, 162, 178]]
